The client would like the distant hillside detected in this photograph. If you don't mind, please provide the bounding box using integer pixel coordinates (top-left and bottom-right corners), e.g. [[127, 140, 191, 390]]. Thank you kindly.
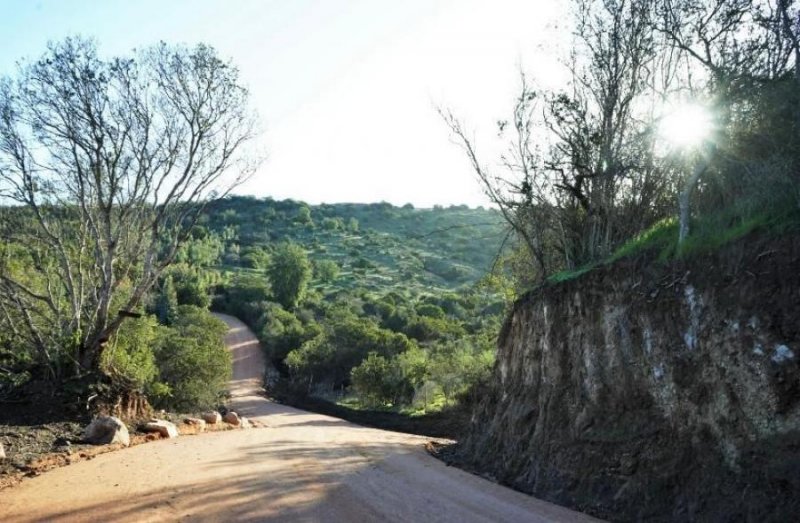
[[199, 196, 507, 294]]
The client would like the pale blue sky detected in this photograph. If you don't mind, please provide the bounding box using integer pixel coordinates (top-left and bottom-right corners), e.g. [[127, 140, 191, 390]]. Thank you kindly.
[[0, 0, 566, 207]]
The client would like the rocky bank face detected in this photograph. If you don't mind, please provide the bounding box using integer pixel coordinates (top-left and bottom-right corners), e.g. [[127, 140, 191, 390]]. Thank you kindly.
[[458, 236, 800, 521]]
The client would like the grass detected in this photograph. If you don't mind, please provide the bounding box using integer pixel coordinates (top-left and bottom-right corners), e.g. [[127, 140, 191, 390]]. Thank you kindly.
[[336, 393, 450, 416], [279, 392, 470, 439], [678, 203, 800, 258], [546, 264, 597, 284], [610, 217, 678, 263], [543, 197, 800, 287], [609, 198, 800, 265]]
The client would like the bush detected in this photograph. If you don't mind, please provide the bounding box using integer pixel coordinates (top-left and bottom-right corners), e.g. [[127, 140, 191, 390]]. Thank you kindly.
[[170, 265, 212, 309], [268, 243, 312, 309], [404, 316, 466, 343], [350, 352, 397, 407], [287, 312, 416, 388], [257, 302, 321, 364], [416, 303, 445, 319], [152, 306, 231, 411], [103, 315, 161, 394], [313, 259, 340, 283], [214, 273, 271, 325], [240, 246, 271, 269]]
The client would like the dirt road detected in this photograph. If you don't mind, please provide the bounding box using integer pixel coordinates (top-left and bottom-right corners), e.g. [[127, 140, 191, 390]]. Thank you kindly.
[[0, 314, 599, 522]]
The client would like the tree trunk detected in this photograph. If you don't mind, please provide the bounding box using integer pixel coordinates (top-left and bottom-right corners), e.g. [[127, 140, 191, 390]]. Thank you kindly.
[[93, 389, 152, 420], [678, 145, 715, 245]]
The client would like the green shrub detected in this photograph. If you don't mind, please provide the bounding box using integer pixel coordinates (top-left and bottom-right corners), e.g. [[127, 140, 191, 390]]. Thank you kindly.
[[416, 303, 445, 319], [257, 302, 321, 364], [268, 243, 312, 309], [287, 312, 416, 387], [170, 265, 212, 309], [103, 315, 161, 394], [313, 259, 340, 283], [350, 352, 397, 407], [152, 306, 231, 411]]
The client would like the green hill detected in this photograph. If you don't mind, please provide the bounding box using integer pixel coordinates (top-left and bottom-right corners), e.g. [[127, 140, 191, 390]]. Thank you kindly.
[[198, 196, 507, 293]]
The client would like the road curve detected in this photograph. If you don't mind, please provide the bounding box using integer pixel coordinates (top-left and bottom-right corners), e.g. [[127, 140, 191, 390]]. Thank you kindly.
[[0, 313, 599, 522]]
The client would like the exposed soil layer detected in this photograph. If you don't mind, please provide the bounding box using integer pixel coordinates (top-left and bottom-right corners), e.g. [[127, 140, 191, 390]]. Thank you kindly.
[[451, 232, 800, 521]]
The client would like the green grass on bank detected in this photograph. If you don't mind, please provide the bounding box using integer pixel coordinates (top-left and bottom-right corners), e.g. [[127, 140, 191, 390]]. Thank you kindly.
[[545, 197, 800, 285]]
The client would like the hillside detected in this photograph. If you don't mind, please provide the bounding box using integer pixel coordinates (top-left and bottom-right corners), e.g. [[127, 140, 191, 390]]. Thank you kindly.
[[198, 196, 507, 293], [165, 196, 513, 421]]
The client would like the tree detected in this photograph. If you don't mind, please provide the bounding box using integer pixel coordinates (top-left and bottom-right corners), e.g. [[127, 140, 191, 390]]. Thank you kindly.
[[0, 38, 258, 378], [155, 276, 178, 326], [443, 0, 800, 281], [442, 0, 664, 280], [313, 259, 340, 283], [152, 306, 231, 410], [295, 205, 314, 226], [350, 352, 396, 407], [268, 243, 312, 309]]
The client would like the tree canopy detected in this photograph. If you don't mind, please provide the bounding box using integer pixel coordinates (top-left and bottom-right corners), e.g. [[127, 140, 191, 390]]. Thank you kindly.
[[268, 243, 312, 310], [0, 37, 258, 378]]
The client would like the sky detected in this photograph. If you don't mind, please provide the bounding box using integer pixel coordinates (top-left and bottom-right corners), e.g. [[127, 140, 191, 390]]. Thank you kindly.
[[0, 0, 567, 207]]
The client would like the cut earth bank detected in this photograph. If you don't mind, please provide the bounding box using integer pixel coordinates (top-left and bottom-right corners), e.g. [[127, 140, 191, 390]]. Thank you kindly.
[[448, 232, 800, 521]]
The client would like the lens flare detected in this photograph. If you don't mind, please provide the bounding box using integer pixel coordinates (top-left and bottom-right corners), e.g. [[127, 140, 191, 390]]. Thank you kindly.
[[658, 104, 713, 148]]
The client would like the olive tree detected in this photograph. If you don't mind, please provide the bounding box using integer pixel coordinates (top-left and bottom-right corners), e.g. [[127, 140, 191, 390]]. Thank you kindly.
[[0, 38, 259, 378], [268, 242, 312, 310]]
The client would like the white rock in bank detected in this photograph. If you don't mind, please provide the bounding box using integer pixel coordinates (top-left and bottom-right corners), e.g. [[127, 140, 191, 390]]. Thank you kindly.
[[83, 416, 130, 447], [143, 419, 179, 439]]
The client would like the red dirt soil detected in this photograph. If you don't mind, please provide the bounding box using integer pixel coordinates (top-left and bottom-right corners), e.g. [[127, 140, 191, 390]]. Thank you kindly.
[[0, 313, 599, 522]]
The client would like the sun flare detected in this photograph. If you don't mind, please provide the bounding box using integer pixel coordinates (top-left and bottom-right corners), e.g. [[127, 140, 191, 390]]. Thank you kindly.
[[658, 104, 714, 148]]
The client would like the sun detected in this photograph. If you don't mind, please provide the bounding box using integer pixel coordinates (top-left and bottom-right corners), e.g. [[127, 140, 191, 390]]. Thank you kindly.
[[658, 103, 714, 148]]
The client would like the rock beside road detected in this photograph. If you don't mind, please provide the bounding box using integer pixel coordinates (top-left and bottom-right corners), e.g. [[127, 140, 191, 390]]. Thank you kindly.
[[223, 411, 241, 426], [83, 416, 130, 447], [0, 442, 5, 460], [202, 411, 222, 424], [143, 420, 179, 439]]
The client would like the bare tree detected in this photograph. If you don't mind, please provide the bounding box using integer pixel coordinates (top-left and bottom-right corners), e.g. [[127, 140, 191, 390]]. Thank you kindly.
[[439, 76, 558, 280], [443, 0, 667, 280], [0, 38, 259, 377]]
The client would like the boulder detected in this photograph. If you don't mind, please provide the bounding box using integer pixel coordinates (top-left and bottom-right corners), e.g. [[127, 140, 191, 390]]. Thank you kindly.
[[143, 419, 179, 439], [240, 417, 252, 429], [223, 411, 241, 426], [0, 442, 5, 459], [202, 411, 222, 424], [183, 417, 207, 432], [83, 416, 130, 447]]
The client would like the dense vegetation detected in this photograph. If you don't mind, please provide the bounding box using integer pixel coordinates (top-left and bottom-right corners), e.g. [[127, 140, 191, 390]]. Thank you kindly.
[[0, 183, 508, 415], [444, 0, 800, 288], [2, 0, 798, 428], [0, 37, 256, 414], [205, 197, 508, 413]]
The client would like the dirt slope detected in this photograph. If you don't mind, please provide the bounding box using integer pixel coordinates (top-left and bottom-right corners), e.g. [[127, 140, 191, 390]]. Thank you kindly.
[[0, 313, 598, 522]]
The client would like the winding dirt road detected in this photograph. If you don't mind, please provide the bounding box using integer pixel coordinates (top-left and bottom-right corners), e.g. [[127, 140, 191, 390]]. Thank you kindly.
[[0, 314, 599, 522]]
